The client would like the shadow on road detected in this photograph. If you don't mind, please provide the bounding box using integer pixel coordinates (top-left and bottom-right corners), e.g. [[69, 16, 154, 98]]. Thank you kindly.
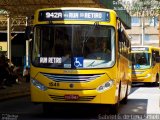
[[119, 99, 147, 115], [130, 83, 159, 94], [18, 105, 110, 120], [132, 83, 159, 88]]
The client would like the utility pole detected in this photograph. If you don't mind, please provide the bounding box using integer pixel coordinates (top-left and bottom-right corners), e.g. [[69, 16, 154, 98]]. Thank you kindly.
[[25, 17, 29, 68], [141, 16, 145, 46], [7, 15, 11, 60]]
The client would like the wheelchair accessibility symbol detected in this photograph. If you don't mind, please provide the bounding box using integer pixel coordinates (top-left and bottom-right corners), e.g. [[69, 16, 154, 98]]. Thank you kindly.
[[136, 64, 140, 69], [73, 57, 83, 68]]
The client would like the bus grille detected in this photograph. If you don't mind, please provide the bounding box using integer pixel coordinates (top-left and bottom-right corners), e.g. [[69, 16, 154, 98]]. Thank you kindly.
[[49, 95, 95, 101], [42, 73, 102, 82]]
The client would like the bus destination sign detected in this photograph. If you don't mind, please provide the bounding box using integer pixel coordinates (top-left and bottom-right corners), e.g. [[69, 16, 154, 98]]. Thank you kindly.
[[131, 47, 149, 51], [38, 10, 110, 22]]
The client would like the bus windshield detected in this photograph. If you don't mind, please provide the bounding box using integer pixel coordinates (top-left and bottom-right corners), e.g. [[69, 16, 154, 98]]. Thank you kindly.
[[32, 25, 115, 69], [131, 53, 151, 69]]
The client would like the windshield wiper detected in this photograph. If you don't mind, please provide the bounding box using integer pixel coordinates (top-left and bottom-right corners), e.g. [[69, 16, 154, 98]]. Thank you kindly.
[[87, 61, 95, 67], [87, 61, 108, 67]]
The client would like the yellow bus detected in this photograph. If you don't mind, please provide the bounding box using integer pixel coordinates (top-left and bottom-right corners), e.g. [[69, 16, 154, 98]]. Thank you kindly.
[[131, 46, 160, 85], [27, 7, 132, 114]]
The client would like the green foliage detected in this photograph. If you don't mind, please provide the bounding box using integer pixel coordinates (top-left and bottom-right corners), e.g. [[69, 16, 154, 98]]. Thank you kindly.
[[125, 0, 160, 17]]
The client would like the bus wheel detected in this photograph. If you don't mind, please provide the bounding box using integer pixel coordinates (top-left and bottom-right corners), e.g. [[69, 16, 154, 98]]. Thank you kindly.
[[153, 75, 159, 86], [121, 85, 128, 104]]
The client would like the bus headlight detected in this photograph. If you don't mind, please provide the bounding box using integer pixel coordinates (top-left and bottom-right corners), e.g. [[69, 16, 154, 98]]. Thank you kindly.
[[31, 79, 47, 91], [145, 74, 151, 78], [97, 80, 114, 92]]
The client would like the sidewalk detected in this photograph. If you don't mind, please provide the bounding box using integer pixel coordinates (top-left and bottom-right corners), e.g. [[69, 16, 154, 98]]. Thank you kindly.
[[0, 81, 30, 101]]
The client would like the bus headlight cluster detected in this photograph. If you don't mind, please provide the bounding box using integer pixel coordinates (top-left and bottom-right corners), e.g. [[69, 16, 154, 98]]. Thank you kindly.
[[97, 80, 114, 92], [145, 74, 151, 78], [31, 79, 47, 91]]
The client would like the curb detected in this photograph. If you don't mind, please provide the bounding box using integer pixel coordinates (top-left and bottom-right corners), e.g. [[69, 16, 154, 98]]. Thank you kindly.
[[0, 90, 30, 101], [0, 83, 30, 101]]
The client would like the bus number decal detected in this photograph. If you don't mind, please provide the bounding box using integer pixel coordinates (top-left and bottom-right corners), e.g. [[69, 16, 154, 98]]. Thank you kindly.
[[49, 82, 60, 87], [46, 12, 62, 19]]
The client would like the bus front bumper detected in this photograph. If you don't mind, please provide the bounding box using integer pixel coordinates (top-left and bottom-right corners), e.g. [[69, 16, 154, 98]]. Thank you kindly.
[[30, 84, 117, 104], [132, 74, 153, 82]]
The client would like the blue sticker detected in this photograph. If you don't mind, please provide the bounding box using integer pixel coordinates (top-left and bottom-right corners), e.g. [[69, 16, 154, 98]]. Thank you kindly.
[[73, 57, 83, 68], [136, 64, 140, 69]]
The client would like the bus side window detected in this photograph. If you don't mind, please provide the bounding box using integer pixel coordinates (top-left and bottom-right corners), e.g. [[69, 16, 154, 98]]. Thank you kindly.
[[152, 50, 157, 65], [118, 29, 123, 54], [154, 51, 160, 63], [156, 57, 160, 63]]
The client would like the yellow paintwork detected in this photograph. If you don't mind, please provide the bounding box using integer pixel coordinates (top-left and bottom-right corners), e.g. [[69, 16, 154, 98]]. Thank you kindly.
[[31, 65, 119, 104], [31, 7, 131, 105]]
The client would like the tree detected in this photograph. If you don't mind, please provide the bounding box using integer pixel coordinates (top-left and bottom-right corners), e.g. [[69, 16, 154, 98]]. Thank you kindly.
[[122, 0, 159, 17]]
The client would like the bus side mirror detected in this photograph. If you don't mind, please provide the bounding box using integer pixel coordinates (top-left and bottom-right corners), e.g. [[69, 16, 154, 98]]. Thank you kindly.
[[25, 26, 32, 40]]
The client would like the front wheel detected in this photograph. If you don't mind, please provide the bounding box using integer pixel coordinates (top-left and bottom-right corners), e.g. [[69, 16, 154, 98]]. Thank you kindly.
[[153, 75, 159, 87], [109, 83, 121, 114], [121, 85, 128, 104]]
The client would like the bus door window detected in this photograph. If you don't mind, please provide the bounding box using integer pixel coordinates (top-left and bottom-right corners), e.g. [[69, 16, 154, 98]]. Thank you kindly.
[[152, 50, 157, 66], [152, 50, 159, 65], [118, 30, 126, 57], [156, 51, 160, 63]]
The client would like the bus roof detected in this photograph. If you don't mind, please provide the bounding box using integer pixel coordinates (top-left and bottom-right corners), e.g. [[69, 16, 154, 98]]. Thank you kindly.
[[36, 7, 117, 14]]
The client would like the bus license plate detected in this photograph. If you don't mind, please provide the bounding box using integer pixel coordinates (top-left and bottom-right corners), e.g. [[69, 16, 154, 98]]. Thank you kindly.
[[64, 94, 79, 100]]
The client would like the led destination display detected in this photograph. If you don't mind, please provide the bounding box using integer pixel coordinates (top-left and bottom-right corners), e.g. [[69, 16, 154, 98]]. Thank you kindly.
[[38, 10, 110, 21]]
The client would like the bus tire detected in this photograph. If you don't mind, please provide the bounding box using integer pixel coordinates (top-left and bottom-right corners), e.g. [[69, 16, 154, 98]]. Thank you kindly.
[[153, 74, 159, 86], [121, 85, 128, 104]]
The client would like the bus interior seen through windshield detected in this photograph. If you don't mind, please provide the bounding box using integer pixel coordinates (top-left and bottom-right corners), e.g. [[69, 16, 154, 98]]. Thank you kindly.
[[32, 25, 115, 69], [132, 52, 150, 69]]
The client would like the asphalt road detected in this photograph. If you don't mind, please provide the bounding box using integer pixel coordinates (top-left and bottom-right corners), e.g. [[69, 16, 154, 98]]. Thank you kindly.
[[0, 84, 159, 120]]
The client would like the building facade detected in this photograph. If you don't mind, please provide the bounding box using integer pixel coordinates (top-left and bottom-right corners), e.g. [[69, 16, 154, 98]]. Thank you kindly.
[[126, 16, 159, 47], [121, 0, 159, 47]]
